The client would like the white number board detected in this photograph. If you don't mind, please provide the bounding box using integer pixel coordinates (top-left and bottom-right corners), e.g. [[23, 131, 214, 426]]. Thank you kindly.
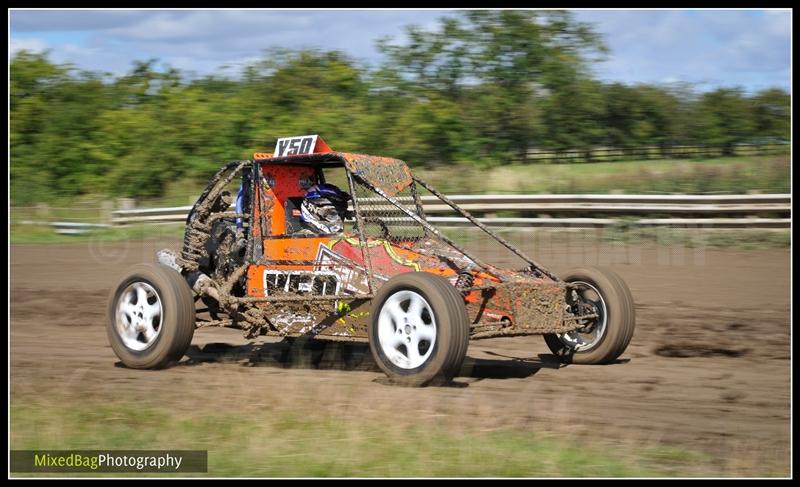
[[274, 135, 319, 157]]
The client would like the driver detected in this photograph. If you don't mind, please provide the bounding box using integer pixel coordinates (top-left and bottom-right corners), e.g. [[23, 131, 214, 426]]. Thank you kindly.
[[299, 183, 351, 234]]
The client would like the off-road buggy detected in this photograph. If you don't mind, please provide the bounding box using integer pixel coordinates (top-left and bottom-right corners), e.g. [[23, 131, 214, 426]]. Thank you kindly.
[[107, 135, 635, 386]]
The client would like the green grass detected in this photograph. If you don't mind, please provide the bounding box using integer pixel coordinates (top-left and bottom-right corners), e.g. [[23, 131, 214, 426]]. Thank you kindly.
[[595, 226, 791, 250], [9, 223, 185, 245], [11, 221, 789, 251], [11, 400, 770, 478], [141, 155, 790, 202], [418, 155, 790, 194], [698, 231, 791, 250], [8, 155, 790, 218], [443, 227, 790, 252], [9, 155, 790, 248]]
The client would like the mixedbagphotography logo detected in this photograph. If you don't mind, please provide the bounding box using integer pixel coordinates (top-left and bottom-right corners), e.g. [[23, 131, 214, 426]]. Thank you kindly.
[[11, 450, 208, 473]]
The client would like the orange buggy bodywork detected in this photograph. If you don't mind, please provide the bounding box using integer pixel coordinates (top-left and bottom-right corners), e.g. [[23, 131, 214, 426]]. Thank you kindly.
[[110, 137, 633, 378], [176, 152, 570, 339], [179, 149, 577, 341]]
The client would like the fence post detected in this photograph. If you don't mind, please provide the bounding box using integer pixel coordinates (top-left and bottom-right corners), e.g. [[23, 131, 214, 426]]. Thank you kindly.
[[35, 203, 50, 222], [115, 198, 136, 225], [117, 198, 136, 211], [101, 200, 113, 224]]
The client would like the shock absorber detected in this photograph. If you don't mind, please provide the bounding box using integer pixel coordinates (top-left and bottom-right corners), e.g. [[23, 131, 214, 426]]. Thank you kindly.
[[455, 268, 474, 290]]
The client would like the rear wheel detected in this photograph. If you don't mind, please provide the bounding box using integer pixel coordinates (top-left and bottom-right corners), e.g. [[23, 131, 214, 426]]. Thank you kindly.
[[107, 263, 196, 369], [369, 272, 469, 386], [544, 267, 635, 364]]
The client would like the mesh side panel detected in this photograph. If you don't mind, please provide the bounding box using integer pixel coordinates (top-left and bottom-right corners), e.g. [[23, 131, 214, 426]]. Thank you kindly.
[[349, 168, 676, 272], [349, 175, 533, 271], [350, 176, 427, 243]]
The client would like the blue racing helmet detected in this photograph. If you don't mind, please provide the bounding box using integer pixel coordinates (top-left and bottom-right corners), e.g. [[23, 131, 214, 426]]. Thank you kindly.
[[300, 183, 350, 234]]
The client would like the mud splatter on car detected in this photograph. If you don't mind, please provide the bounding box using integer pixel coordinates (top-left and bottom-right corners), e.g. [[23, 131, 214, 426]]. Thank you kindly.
[[108, 136, 635, 386]]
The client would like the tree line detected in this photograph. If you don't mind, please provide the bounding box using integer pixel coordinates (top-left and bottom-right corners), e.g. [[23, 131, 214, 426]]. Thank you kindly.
[[10, 11, 789, 203]]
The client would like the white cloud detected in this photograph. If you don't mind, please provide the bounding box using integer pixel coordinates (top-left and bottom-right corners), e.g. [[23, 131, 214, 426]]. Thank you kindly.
[[9, 9, 791, 91], [577, 9, 790, 91], [9, 37, 48, 57]]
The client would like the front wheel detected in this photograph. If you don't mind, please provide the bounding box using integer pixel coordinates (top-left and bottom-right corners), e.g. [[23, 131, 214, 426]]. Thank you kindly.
[[107, 263, 196, 369], [544, 267, 635, 364], [369, 272, 469, 386]]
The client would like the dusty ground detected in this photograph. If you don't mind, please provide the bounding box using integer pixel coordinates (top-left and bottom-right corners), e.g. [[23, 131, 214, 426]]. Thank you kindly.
[[10, 236, 791, 473]]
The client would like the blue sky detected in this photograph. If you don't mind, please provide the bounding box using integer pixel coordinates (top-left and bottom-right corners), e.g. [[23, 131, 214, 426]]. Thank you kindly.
[[9, 9, 791, 92]]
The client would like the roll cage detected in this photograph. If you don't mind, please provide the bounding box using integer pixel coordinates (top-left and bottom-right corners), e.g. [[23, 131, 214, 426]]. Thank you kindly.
[[180, 152, 559, 309]]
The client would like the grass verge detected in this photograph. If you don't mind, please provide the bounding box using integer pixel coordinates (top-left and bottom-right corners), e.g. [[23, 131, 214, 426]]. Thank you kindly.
[[598, 226, 791, 250], [10, 223, 186, 245], [10, 222, 790, 251], [445, 227, 790, 252], [11, 400, 778, 478], [419, 156, 789, 194]]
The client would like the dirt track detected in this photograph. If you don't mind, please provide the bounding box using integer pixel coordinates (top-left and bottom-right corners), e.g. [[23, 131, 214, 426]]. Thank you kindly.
[[10, 237, 791, 472]]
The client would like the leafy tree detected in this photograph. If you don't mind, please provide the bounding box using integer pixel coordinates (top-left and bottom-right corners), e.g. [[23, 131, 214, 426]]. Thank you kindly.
[[694, 88, 755, 154], [377, 10, 607, 161], [8, 12, 790, 205], [750, 88, 790, 141]]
